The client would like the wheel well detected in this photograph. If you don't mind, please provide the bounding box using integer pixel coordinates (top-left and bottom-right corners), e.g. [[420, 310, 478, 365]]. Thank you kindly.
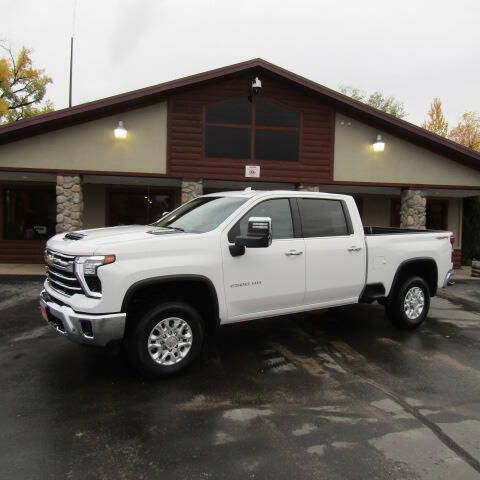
[[389, 259, 438, 298], [122, 277, 220, 333]]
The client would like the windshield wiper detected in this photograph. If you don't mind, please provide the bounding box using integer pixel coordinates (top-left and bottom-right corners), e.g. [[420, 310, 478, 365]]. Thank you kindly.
[[164, 226, 185, 232]]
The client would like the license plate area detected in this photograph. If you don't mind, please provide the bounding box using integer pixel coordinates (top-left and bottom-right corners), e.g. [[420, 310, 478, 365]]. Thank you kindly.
[[41, 304, 66, 333]]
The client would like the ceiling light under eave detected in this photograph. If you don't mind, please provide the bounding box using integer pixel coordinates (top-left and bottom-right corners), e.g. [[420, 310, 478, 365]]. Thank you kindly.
[[114, 121, 127, 139], [373, 134, 385, 152]]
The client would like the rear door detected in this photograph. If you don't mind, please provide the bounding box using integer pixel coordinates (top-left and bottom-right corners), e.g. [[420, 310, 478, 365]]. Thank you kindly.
[[221, 198, 306, 321], [297, 197, 366, 306]]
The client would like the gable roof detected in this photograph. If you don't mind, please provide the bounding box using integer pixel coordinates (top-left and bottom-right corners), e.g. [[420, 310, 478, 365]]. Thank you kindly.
[[1, 58, 479, 170]]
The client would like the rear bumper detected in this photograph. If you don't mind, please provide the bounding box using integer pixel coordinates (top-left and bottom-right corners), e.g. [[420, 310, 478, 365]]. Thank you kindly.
[[40, 290, 126, 346], [443, 269, 455, 288]]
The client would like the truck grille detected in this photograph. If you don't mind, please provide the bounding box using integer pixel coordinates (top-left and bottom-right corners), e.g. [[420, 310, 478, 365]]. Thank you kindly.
[[46, 251, 83, 297]]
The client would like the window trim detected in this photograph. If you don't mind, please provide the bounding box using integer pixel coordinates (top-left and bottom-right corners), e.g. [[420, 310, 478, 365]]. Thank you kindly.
[[204, 95, 302, 162], [297, 197, 353, 239], [227, 197, 297, 243]]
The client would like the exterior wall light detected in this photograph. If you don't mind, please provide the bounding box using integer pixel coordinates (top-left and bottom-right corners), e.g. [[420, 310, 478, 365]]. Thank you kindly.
[[114, 121, 127, 139], [373, 134, 385, 152]]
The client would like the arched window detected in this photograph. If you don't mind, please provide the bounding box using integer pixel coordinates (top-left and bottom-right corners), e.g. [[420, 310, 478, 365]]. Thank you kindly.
[[205, 96, 300, 162]]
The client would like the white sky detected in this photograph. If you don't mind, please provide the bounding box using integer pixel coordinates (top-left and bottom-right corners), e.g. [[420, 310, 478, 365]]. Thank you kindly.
[[3, 0, 480, 127]]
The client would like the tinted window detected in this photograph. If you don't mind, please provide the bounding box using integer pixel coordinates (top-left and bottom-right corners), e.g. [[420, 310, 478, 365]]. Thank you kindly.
[[154, 196, 247, 233], [206, 98, 252, 125], [255, 130, 299, 161], [298, 199, 349, 237], [228, 198, 294, 242], [255, 97, 300, 127], [205, 126, 251, 158]]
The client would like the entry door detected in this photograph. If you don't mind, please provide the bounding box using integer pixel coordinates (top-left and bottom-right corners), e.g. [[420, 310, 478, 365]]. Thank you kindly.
[[221, 198, 306, 321], [298, 198, 365, 306]]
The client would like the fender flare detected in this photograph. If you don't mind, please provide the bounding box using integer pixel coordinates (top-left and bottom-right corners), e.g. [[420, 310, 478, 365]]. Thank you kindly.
[[388, 257, 438, 299], [121, 274, 220, 323]]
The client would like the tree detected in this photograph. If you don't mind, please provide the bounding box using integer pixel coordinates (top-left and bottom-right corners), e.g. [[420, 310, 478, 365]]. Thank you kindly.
[[0, 43, 53, 124], [422, 97, 448, 137], [449, 111, 480, 151], [339, 85, 406, 119]]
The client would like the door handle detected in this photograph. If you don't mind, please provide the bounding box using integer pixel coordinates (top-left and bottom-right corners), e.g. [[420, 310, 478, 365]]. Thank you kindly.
[[285, 250, 304, 256], [348, 246, 362, 252]]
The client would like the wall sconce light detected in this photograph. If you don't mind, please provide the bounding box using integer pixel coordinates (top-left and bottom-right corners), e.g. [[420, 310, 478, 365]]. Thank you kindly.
[[114, 121, 127, 139], [373, 134, 385, 152]]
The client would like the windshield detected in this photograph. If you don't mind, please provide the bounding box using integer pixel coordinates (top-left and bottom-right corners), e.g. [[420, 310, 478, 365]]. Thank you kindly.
[[151, 196, 248, 233]]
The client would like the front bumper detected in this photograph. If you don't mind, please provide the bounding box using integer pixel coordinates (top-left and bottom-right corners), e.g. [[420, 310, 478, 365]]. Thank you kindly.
[[40, 290, 126, 346]]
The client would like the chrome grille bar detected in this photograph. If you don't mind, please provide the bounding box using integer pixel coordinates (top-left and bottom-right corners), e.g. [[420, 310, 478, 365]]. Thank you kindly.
[[46, 250, 83, 297]]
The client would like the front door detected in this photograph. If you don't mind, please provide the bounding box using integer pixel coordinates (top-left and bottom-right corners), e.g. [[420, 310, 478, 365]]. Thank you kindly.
[[297, 197, 366, 306], [221, 198, 305, 321]]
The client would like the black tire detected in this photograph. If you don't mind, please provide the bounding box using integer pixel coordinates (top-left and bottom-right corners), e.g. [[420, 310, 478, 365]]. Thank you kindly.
[[126, 301, 205, 378], [385, 276, 430, 329]]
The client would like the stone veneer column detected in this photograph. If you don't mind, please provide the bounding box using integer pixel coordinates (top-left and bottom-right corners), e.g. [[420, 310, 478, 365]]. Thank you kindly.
[[298, 184, 320, 192], [181, 179, 203, 204], [400, 189, 426, 229], [56, 174, 83, 233]]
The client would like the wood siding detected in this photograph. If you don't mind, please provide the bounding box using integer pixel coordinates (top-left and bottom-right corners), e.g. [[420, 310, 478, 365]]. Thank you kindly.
[[168, 73, 334, 183]]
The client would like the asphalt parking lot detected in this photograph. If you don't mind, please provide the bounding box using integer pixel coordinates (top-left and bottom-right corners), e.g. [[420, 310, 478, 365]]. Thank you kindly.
[[1, 278, 480, 479]]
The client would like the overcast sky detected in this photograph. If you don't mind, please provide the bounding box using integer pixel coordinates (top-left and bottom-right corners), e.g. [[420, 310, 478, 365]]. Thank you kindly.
[[3, 0, 479, 126]]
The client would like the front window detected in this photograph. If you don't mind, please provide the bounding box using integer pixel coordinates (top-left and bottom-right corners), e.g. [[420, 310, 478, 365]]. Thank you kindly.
[[3, 188, 56, 240], [205, 96, 300, 162], [107, 190, 174, 226], [228, 198, 294, 242], [152, 196, 247, 233]]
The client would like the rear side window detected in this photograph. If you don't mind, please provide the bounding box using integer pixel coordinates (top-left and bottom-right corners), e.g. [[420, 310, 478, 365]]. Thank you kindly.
[[298, 198, 350, 237], [228, 198, 294, 242]]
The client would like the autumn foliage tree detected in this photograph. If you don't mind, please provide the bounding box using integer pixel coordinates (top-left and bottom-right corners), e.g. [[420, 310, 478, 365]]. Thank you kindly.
[[422, 97, 448, 137], [449, 111, 480, 151], [0, 43, 53, 124]]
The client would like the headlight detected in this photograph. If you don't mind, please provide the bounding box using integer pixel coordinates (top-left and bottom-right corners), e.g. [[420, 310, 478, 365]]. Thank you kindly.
[[75, 255, 116, 276], [74, 255, 115, 298]]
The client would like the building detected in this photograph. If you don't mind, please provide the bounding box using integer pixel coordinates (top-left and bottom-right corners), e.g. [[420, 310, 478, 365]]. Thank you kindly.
[[0, 58, 479, 265]]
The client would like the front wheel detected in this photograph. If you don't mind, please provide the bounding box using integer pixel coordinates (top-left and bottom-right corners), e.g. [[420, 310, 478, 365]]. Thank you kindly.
[[385, 276, 430, 329], [126, 301, 205, 378]]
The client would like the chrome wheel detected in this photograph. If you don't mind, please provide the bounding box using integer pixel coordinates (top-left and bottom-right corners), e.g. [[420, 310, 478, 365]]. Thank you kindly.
[[404, 286, 425, 320], [147, 317, 193, 366]]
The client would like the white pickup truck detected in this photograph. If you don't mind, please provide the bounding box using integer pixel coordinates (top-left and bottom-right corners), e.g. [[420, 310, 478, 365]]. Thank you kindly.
[[40, 189, 454, 377]]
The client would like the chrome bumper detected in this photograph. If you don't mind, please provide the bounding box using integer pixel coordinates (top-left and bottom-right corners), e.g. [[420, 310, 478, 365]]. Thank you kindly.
[[443, 269, 455, 288], [40, 290, 126, 346]]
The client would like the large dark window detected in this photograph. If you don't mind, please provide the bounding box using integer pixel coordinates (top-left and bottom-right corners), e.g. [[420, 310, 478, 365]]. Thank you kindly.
[[228, 198, 294, 242], [108, 190, 174, 226], [205, 126, 251, 159], [298, 198, 350, 237], [205, 96, 300, 161], [3, 188, 56, 240]]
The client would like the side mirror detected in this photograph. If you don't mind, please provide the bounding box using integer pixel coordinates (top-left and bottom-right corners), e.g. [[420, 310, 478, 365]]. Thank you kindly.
[[229, 217, 272, 257]]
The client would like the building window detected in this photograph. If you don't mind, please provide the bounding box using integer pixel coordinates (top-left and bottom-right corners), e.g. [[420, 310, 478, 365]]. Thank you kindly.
[[3, 188, 56, 240], [426, 200, 447, 230], [107, 190, 174, 226], [205, 96, 300, 162]]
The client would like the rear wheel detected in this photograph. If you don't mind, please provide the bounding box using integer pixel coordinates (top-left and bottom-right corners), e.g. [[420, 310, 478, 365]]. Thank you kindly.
[[385, 276, 430, 329], [126, 301, 205, 378]]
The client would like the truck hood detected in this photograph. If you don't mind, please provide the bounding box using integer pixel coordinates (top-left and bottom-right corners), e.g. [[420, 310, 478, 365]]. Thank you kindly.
[[46, 225, 183, 255]]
